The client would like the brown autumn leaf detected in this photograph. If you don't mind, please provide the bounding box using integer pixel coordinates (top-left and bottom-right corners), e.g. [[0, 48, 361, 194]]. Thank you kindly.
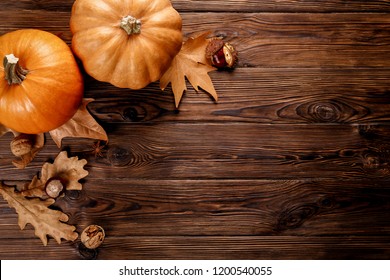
[[1, 98, 108, 168], [0, 123, 10, 137], [49, 98, 108, 148], [12, 133, 45, 169], [22, 151, 88, 198], [0, 182, 78, 246], [0, 125, 45, 169], [160, 32, 217, 107]]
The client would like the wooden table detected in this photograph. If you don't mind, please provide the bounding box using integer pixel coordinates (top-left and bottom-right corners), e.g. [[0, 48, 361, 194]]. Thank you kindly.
[[1, 0, 390, 260]]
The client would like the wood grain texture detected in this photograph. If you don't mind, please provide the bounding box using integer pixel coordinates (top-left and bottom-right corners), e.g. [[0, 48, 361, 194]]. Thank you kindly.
[[5, 0, 390, 12], [2, 179, 389, 238], [82, 68, 390, 124], [1, 12, 389, 68], [3, 124, 390, 181], [0, 236, 389, 260], [1, 0, 390, 260]]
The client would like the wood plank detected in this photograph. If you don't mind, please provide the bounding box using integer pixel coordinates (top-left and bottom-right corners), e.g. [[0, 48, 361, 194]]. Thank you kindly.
[[1, 12, 389, 68], [177, 0, 390, 13], [3, 11, 390, 46], [2, 179, 389, 237], [0, 236, 389, 259], [2, 124, 390, 181], [88, 236, 390, 260], [1, 0, 390, 261], [63, 123, 390, 180], [4, 0, 390, 13], [81, 68, 390, 124]]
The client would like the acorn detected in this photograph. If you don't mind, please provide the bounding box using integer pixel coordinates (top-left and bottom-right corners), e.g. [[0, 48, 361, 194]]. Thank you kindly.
[[206, 38, 238, 69]]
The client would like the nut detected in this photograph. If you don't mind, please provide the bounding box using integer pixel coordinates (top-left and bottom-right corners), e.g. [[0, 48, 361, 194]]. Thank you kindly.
[[81, 225, 105, 249], [45, 179, 64, 198], [10, 134, 33, 157], [206, 38, 238, 69]]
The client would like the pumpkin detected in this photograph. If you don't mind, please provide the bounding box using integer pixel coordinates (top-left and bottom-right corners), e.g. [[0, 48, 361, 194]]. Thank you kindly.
[[0, 29, 84, 134], [70, 0, 183, 89]]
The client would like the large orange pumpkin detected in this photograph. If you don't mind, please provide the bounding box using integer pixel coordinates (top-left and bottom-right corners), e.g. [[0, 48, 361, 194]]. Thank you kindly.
[[70, 0, 183, 89], [0, 29, 84, 134]]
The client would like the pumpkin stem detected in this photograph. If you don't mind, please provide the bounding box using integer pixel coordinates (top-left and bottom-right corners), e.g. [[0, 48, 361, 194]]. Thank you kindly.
[[120, 15, 142, 35], [3, 54, 29, 85]]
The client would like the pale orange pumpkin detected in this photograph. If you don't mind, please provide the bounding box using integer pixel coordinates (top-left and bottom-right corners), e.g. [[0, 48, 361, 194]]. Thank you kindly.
[[70, 0, 183, 89], [0, 29, 84, 134]]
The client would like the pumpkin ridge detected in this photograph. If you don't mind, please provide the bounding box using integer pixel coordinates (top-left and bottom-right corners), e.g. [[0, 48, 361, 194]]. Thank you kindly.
[[138, 40, 158, 87], [133, 0, 172, 19], [138, 34, 174, 79], [72, 0, 121, 25], [20, 75, 80, 118], [142, 28, 182, 53], [0, 85, 46, 132], [139, 5, 176, 25], [83, 31, 127, 83]]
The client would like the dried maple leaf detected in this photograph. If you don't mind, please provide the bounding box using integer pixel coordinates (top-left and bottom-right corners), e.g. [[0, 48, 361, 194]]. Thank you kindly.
[[22, 151, 88, 198], [160, 32, 217, 107], [49, 98, 108, 148], [0, 182, 78, 246]]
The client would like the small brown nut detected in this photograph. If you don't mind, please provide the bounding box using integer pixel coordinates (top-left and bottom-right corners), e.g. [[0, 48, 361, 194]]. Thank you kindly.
[[205, 38, 238, 69], [81, 225, 105, 249], [10, 134, 33, 157], [45, 179, 64, 198], [222, 42, 238, 68], [205, 38, 224, 59]]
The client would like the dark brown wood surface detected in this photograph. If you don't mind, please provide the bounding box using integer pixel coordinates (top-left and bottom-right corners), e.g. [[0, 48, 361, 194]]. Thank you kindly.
[[1, 0, 390, 260]]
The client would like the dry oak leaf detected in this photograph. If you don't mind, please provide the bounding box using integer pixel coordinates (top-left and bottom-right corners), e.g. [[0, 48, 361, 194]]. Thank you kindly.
[[0, 98, 107, 169], [0, 123, 10, 137], [12, 133, 45, 169], [160, 32, 217, 108], [0, 125, 45, 169], [49, 98, 108, 148], [0, 182, 78, 246], [22, 151, 88, 199]]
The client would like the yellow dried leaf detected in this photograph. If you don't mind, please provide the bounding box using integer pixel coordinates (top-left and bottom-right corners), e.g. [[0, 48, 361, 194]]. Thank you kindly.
[[160, 32, 217, 107], [22, 151, 88, 198], [0, 182, 78, 246], [49, 98, 108, 148]]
